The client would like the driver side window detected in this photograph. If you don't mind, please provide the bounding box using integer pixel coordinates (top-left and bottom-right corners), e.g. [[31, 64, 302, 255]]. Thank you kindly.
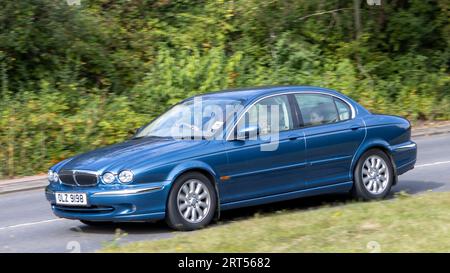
[[244, 95, 294, 135]]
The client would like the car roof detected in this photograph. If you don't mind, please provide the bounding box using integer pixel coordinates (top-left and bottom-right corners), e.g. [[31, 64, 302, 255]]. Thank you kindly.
[[192, 85, 344, 102]]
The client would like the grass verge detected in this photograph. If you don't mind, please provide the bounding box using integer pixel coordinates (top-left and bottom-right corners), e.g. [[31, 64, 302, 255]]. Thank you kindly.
[[102, 192, 450, 252]]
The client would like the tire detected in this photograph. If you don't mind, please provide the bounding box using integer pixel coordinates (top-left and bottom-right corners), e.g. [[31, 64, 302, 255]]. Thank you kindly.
[[80, 220, 112, 226], [166, 172, 217, 231], [352, 149, 395, 200]]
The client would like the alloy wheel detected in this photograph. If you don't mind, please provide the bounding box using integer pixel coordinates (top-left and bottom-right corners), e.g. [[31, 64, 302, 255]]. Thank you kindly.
[[361, 155, 390, 194], [177, 179, 211, 223]]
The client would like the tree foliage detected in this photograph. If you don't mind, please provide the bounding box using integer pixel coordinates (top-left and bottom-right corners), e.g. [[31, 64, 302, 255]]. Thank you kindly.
[[0, 0, 449, 177]]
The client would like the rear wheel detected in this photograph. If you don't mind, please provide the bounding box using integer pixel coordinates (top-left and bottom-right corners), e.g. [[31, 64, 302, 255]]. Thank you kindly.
[[166, 172, 217, 231], [352, 149, 394, 200]]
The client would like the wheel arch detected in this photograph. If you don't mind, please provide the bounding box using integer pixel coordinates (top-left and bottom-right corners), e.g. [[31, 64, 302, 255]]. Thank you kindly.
[[351, 141, 398, 186], [166, 162, 221, 218]]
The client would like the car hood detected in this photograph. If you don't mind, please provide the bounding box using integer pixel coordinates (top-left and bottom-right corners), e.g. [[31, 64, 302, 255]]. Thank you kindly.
[[59, 137, 209, 173]]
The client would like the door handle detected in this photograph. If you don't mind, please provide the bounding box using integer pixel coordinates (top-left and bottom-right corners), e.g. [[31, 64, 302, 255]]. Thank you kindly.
[[350, 125, 361, 131], [288, 134, 301, 141]]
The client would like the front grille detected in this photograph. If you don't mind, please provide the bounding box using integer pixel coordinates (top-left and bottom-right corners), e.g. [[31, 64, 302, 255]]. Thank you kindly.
[[75, 172, 98, 186], [58, 170, 98, 187], [54, 205, 114, 213], [59, 170, 77, 186]]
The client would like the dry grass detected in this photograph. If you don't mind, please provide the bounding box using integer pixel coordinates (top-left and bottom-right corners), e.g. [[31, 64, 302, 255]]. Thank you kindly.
[[103, 192, 450, 253]]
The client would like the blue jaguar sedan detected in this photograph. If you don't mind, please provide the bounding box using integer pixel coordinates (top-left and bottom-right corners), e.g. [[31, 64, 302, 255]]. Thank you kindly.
[[46, 86, 417, 230]]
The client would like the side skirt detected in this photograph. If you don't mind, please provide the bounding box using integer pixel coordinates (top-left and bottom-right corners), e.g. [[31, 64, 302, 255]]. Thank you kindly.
[[220, 181, 353, 211]]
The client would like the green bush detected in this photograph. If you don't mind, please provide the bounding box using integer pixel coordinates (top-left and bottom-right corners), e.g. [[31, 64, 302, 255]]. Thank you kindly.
[[0, 0, 448, 177]]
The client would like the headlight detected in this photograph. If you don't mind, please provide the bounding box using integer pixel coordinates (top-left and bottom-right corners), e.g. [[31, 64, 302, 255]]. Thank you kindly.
[[102, 172, 115, 184], [48, 170, 59, 183], [48, 170, 54, 182], [52, 172, 59, 183], [118, 170, 133, 183]]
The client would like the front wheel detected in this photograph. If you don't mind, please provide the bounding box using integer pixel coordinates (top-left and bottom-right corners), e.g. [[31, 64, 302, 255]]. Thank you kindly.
[[352, 149, 395, 200], [166, 172, 217, 231]]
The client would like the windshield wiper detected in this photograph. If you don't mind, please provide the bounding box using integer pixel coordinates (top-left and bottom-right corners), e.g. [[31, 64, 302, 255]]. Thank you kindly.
[[177, 135, 208, 140], [132, 135, 172, 140]]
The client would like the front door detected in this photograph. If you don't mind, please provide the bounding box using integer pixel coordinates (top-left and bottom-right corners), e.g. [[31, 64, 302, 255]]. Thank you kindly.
[[221, 94, 307, 203]]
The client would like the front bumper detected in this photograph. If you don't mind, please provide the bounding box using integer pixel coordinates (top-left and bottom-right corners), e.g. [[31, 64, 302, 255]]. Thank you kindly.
[[45, 181, 171, 222]]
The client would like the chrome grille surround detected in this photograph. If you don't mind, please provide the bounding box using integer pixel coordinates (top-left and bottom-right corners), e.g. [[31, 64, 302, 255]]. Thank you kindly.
[[58, 170, 99, 187]]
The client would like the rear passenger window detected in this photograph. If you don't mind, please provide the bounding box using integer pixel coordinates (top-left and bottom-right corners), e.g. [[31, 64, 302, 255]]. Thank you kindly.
[[334, 98, 351, 121], [295, 94, 339, 126]]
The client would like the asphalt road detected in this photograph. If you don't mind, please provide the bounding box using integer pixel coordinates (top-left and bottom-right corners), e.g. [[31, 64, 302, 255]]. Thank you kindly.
[[0, 133, 449, 253]]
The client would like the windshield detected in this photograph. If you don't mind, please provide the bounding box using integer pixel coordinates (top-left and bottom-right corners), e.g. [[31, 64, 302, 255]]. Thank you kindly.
[[135, 97, 245, 139]]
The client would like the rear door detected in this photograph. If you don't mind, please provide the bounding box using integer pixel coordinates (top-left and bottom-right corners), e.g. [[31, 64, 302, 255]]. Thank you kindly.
[[294, 93, 365, 188]]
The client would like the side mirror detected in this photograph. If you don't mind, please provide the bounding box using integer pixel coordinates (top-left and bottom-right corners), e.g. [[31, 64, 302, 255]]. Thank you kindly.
[[133, 126, 144, 138], [235, 125, 260, 140]]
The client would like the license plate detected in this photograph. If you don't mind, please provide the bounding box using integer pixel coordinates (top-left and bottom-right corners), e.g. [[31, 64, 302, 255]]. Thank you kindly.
[[55, 192, 88, 206]]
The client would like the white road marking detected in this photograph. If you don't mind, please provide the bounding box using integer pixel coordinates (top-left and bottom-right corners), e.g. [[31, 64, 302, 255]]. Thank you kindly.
[[0, 218, 63, 231], [1, 160, 449, 232], [415, 160, 450, 168]]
